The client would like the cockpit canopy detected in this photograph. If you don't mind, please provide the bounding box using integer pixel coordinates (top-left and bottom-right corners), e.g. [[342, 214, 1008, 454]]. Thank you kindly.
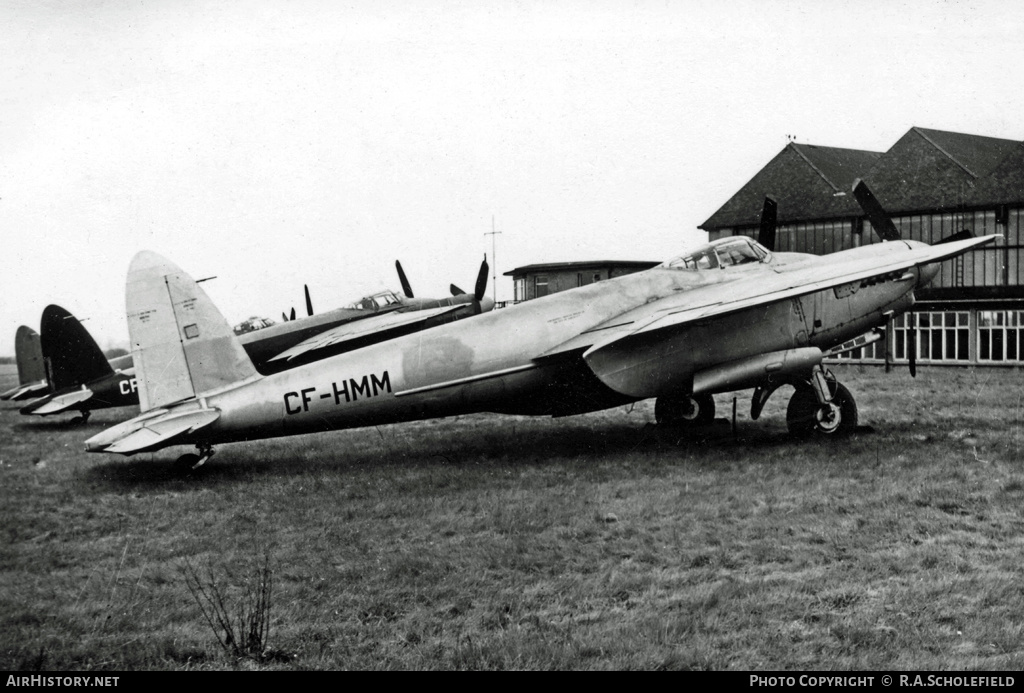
[[660, 236, 771, 270], [232, 316, 276, 335], [342, 290, 404, 311]]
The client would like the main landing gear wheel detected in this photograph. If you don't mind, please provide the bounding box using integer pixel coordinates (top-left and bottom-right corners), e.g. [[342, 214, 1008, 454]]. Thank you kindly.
[[655, 393, 716, 428], [786, 382, 858, 438], [173, 445, 216, 475], [173, 454, 201, 474]]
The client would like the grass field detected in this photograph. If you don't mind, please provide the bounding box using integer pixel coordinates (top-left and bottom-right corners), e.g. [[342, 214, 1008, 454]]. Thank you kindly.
[[2, 362, 1024, 670]]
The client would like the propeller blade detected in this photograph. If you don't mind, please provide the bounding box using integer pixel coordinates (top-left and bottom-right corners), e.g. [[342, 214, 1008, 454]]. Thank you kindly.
[[884, 316, 893, 374], [396, 260, 414, 298], [304, 285, 313, 316], [852, 179, 902, 242], [908, 313, 917, 378], [450, 284, 465, 296], [934, 229, 975, 245], [475, 255, 489, 302], [757, 196, 778, 251], [282, 312, 288, 323], [290, 307, 296, 321]]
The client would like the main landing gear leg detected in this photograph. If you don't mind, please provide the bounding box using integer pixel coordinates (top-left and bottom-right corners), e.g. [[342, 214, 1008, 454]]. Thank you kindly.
[[785, 367, 858, 438], [173, 444, 216, 474]]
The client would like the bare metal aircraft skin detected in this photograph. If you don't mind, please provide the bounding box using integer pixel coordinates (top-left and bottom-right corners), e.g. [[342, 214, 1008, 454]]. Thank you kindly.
[[86, 191, 998, 466], [19, 267, 493, 420]]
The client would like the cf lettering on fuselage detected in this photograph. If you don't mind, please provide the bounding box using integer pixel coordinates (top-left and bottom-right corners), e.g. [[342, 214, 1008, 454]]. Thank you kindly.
[[119, 378, 138, 395], [284, 371, 392, 415]]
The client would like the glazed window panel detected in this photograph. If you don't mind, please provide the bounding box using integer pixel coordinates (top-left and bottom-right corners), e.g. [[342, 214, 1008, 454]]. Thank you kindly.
[[978, 310, 1024, 362], [894, 311, 971, 362]]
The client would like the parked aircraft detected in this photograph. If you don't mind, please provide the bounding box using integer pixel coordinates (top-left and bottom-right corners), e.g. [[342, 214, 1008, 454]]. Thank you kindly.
[[21, 260, 493, 421], [86, 182, 998, 469], [18, 305, 137, 422], [0, 326, 48, 401]]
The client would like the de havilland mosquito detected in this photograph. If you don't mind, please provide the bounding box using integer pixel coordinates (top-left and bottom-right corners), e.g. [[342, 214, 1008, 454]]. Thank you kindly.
[[16, 260, 493, 422], [85, 181, 998, 469]]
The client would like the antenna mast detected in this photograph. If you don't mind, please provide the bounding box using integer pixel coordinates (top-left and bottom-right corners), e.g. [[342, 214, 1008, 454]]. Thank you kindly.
[[484, 216, 502, 304]]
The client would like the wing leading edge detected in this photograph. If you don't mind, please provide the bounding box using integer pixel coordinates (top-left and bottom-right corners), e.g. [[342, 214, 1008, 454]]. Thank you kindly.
[[562, 235, 997, 398]]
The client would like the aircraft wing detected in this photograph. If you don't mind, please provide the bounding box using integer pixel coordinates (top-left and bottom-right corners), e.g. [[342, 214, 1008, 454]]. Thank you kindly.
[[538, 235, 997, 394], [620, 235, 996, 339], [269, 304, 466, 363], [536, 236, 991, 388]]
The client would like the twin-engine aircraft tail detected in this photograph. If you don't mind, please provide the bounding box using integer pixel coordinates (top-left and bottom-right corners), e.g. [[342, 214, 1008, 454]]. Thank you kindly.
[[87, 252, 260, 456], [0, 326, 48, 400], [40, 305, 113, 391], [127, 251, 259, 412]]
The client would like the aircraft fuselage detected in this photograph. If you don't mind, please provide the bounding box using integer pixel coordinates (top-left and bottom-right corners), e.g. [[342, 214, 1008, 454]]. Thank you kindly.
[[188, 241, 932, 445]]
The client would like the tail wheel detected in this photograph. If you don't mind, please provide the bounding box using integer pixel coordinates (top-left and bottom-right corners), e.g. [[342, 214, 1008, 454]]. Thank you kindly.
[[655, 393, 716, 427], [786, 382, 858, 438]]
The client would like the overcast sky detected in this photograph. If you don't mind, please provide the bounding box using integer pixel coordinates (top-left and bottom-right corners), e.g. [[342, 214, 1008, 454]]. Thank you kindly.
[[2, 0, 1023, 356]]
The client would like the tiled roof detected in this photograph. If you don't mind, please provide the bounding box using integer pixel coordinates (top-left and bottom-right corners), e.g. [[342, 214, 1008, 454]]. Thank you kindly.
[[971, 141, 1024, 207], [861, 128, 1019, 212], [701, 127, 1024, 231], [699, 144, 881, 229]]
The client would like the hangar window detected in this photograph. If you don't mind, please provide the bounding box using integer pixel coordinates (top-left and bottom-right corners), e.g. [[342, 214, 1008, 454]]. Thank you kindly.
[[978, 310, 1024, 362], [895, 312, 970, 362], [535, 275, 549, 298]]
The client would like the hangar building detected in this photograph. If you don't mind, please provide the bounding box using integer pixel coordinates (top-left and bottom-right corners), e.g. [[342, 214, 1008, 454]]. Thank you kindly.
[[700, 127, 1024, 367]]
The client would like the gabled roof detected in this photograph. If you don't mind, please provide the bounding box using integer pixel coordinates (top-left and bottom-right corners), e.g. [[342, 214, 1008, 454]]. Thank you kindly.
[[701, 127, 1024, 231], [862, 127, 1019, 212], [699, 143, 881, 229], [971, 141, 1024, 207]]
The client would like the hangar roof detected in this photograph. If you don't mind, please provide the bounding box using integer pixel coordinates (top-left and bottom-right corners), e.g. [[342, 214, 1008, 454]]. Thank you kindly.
[[503, 260, 659, 277], [701, 127, 1024, 230], [699, 143, 882, 229]]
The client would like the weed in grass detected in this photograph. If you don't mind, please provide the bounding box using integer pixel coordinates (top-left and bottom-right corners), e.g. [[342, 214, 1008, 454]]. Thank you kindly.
[[181, 553, 283, 664]]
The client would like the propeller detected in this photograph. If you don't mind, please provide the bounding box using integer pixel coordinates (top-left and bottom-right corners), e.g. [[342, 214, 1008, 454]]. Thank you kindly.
[[396, 261, 414, 298], [282, 311, 288, 322], [852, 178, 943, 377], [907, 313, 917, 378], [757, 196, 778, 251], [852, 179, 902, 242], [474, 254, 489, 302], [934, 229, 975, 244], [290, 307, 296, 321], [304, 285, 313, 316], [449, 256, 489, 304]]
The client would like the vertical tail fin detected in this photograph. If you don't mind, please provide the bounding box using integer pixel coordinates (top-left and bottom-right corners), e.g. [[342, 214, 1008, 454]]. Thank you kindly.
[[14, 325, 45, 386], [40, 305, 113, 391], [127, 251, 259, 411]]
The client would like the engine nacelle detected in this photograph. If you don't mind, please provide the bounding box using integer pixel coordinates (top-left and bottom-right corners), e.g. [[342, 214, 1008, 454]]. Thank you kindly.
[[691, 346, 823, 395]]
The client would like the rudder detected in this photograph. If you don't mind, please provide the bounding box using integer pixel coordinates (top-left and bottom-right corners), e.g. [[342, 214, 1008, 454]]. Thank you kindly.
[[40, 305, 113, 391], [126, 251, 259, 411], [14, 325, 45, 386]]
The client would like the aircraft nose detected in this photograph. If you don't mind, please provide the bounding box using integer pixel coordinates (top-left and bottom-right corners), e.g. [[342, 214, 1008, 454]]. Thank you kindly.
[[479, 297, 496, 313]]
